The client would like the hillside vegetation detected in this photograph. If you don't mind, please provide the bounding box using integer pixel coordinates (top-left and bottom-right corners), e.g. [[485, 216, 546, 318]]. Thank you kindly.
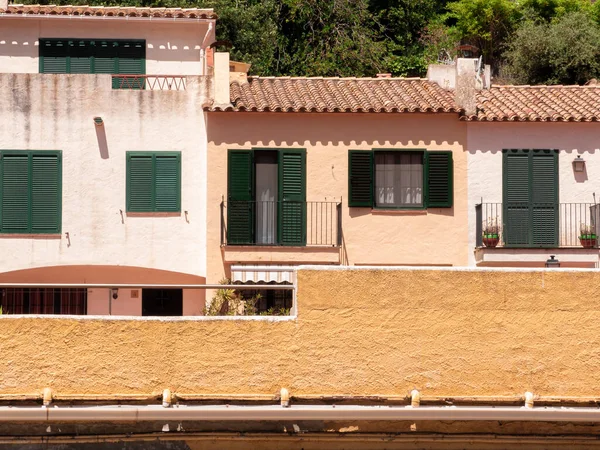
[[24, 0, 600, 84]]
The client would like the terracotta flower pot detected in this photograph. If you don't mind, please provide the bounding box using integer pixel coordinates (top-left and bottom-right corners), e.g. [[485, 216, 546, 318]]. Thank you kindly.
[[483, 234, 500, 248], [579, 235, 597, 249]]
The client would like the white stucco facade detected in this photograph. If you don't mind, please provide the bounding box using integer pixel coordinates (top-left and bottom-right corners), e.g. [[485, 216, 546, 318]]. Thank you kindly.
[[467, 122, 600, 266], [0, 17, 215, 75], [0, 72, 210, 306]]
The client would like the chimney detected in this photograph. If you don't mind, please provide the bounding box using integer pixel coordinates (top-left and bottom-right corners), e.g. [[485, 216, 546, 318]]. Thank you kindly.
[[229, 60, 251, 84], [427, 57, 491, 115], [213, 51, 231, 106], [455, 58, 477, 116], [0, 0, 8, 11]]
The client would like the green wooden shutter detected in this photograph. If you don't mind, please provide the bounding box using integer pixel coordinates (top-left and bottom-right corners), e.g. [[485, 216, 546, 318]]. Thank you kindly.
[[531, 149, 558, 247], [0, 153, 30, 233], [39, 40, 69, 74], [115, 41, 146, 89], [155, 153, 181, 212], [94, 40, 118, 76], [31, 153, 61, 233], [279, 149, 306, 246], [503, 150, 531, 246], [426, 151, 453, 208], [69, 40, 93, 74], [227, 150, 254, 245], [348, 150, 373, 207], [127, 154, 154, 212]]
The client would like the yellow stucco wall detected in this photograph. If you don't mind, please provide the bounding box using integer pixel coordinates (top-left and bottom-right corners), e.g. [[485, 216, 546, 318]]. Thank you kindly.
[[1, 267, 599, 398], [206, 112, 468, 285]]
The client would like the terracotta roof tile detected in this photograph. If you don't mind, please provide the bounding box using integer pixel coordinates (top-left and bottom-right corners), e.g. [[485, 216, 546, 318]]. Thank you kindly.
[[467, 85, 600, 122], [0, 4, 217, 19], [211, 76, 461, 113]]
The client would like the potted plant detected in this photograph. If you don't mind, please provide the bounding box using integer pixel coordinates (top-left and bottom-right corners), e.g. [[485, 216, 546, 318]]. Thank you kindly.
[[579, 224, 597, 249], [482, 218, 501, 248]]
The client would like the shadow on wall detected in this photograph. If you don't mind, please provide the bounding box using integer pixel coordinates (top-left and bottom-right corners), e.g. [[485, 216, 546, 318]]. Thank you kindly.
[[0, 40, 203, 62], [207, 113, 466, 149], [575, 166, 588, 183], [96, 123, 109, 159]]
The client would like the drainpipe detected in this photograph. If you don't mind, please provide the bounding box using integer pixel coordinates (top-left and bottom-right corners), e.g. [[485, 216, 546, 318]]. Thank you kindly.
[[3, 404, 600, 423], [199, 20, 215, 76]]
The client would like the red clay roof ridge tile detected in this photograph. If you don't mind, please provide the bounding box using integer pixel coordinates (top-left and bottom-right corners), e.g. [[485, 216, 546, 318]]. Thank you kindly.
[[1, 4, 217, 18]]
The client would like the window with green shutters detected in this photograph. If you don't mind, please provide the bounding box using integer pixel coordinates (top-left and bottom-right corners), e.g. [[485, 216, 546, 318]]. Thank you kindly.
[[227, 148, 306, 246], [40, 39, 146, 88], [126, 152, 181, 213], [0, 151, 62, 234], [503, 149, 558, 247], [348, 149, 453, 209]]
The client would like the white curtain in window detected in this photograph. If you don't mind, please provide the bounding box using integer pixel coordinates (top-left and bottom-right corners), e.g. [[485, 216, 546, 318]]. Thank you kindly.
[[375, 152, 423, 207]]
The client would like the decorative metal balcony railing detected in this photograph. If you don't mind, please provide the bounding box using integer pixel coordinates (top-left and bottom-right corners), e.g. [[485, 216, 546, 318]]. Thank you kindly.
[[476, 202, 600, 249], [112, 75, 187, 90], [220, 201, 342, 247]]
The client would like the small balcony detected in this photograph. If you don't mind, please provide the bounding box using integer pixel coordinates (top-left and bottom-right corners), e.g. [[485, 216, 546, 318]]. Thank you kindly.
[[220, 201, 342, 264], [475, 202, 600, 267]]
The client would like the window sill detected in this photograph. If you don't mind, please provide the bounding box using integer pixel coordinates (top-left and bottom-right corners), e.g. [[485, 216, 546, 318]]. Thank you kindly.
[[126, 212, 181, 218], [371, 209, 427, 215], [0, 233, 61, 239]]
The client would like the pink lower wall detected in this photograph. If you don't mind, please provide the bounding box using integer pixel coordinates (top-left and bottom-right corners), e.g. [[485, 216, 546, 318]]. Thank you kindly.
[[87, 288, 205, 316], [207, 112, 468, 283]]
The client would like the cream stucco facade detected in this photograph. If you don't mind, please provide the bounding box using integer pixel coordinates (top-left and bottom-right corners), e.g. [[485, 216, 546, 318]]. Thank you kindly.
[[0, 13, 216, 315], [467, 122, 600, 267], [207, 112, 469, 284], [0, 72, 211, 313], [0, 17, 215, 75]]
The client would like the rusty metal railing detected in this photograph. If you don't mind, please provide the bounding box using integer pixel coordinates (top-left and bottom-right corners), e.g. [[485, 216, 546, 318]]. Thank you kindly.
[[112, 75, 186, 91]]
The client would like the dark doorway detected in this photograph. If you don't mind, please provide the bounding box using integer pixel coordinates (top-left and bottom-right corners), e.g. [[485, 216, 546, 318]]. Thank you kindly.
[[142, 289, 183, 316]]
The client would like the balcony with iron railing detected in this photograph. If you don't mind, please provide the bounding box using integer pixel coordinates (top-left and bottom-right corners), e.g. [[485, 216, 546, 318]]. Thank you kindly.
[[220, 200, 342, 264], [475, 202, 600, 266]]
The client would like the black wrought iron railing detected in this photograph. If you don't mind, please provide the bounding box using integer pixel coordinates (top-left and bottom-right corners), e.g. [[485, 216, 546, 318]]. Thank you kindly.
[[221, 201, 342, 247], [476, 202, 600, 248]]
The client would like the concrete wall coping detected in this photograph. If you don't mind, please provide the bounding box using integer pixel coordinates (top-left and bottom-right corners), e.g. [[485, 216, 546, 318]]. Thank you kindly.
[[298, 265, 600, 273]]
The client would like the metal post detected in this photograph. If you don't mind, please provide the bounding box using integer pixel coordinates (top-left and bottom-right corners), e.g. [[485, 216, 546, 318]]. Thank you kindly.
[[220, 200, 225, 246], [336, 202, 342, 247]]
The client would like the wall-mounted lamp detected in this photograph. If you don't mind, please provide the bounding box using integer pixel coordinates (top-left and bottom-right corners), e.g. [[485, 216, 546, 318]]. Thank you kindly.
[[573, 155, 586, 173], [111, 288, 119, 300], [545, 255, 560, 268], [93, 116, 104, 127]]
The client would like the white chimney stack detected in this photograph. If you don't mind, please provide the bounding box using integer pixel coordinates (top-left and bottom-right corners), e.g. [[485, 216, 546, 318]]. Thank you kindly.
[[213, 51, 231, 107], [427, 57, 491, 116]]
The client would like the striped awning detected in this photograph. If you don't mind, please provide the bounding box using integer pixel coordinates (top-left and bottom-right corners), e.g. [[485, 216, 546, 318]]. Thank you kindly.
[[231, 265, 295, 284]]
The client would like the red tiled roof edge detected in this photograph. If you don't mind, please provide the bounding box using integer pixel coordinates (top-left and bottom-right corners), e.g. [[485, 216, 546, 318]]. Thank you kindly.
[[0, 4, 217, 19], [462, 85, 600, 122], [208, 76, 462, 114]]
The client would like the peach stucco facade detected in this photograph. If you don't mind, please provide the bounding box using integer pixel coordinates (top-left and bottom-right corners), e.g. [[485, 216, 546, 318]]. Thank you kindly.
[[467, 122, 600, 267], [206, 112, 468, 284], [0, 17, 215, 75], [0, 72, 211, 313]]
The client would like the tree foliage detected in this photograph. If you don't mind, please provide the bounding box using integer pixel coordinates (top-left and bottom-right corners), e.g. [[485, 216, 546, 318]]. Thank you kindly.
[[18, 0, 600, 83], [503, 11, 600, 85]]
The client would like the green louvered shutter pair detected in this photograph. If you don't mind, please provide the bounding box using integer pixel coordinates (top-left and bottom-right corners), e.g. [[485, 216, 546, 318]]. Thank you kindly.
[[348, 150, 453, 208], [127, 153, 181, 213], [227, 149, 306, 246], [0, 152, 61, 234], [40, 39, 145, 89], [503, 149, 558, 247]]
